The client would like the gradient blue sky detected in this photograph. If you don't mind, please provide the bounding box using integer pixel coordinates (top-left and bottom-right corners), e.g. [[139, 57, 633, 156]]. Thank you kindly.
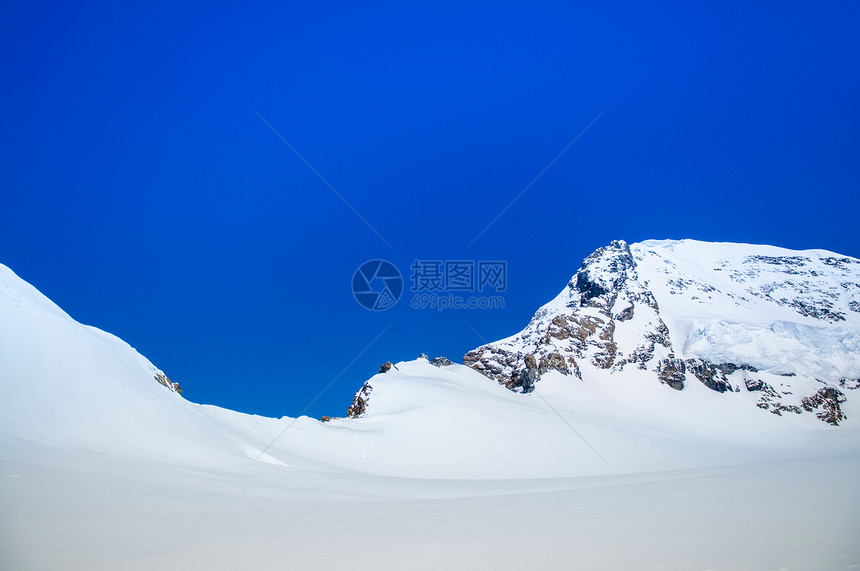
[[2, 1, 858, 419]]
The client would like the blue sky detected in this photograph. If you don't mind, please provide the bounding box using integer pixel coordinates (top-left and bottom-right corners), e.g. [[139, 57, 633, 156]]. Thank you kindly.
[[2, 1, 858, 419]]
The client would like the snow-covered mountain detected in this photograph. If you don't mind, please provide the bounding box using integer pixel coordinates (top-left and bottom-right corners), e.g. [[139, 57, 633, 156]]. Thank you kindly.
[[2, 243, 860, 570], [463, 239, 860, 426]]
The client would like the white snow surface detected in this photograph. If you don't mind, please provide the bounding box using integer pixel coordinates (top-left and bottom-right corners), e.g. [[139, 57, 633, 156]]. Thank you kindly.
[[632, 239, 860, 378], [1, 253, 859, 570]]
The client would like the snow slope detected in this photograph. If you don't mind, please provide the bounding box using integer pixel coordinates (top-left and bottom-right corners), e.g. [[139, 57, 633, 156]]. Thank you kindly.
[[1, 248, 859, 570]]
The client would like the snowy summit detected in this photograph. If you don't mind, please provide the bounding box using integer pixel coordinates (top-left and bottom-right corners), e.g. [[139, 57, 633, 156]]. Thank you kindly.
[[464, 239, 860, 425]]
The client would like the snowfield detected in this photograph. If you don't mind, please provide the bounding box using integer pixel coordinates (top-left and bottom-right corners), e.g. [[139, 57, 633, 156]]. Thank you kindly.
[[1, 246, 859, 570], [633, 239, 860, 379]]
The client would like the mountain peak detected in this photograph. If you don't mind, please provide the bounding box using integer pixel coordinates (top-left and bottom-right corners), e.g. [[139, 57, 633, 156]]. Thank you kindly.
[[464, 239, 860, 425]]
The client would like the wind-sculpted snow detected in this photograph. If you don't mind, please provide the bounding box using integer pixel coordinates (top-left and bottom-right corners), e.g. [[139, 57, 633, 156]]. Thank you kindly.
[[465, 239, 860, 425]]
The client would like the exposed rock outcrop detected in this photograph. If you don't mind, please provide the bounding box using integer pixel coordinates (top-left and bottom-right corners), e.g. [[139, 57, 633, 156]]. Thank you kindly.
[[464, 241, 671, 392], [656, 358, 686, 390], [685, 359, 737, 393], [749, 379, 802, 416], [346, 381, 372, 418], [839, 378, 860, 390], [801, 387, 847, 426], [154, 372, 182, 395]]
